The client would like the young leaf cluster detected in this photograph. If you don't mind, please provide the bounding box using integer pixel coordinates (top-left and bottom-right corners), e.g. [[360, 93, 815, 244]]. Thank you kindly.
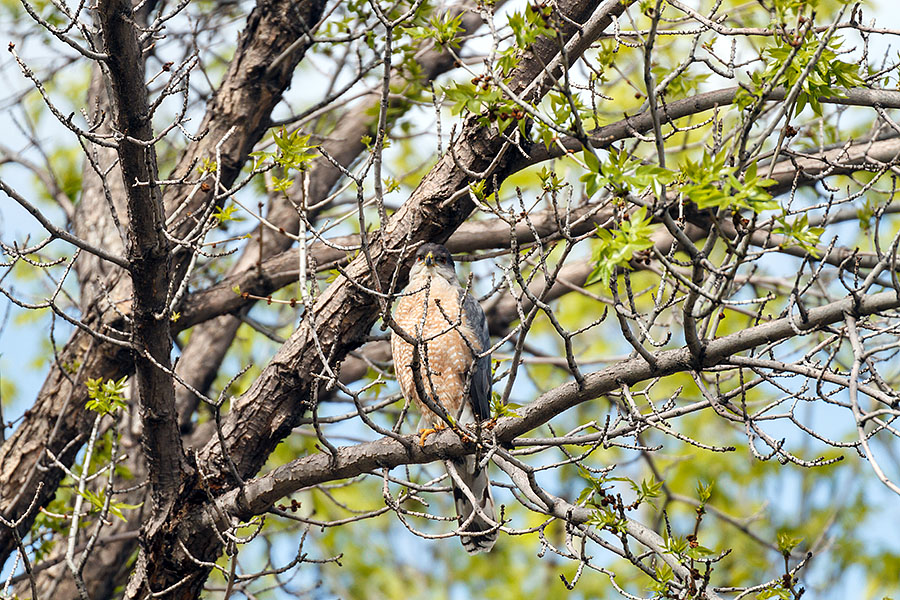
[[773, 213, 825, 257], [75, 488, 142, 522], [491, 393, 521, 419], [580, 148, 674, 199], [679, 156, 778, 214], [586, 206, 656, 287], [404, 12, 463, 50], [249, 127, 319, 192], [85, 376, 128, 415], [739, 33, 865, 116]]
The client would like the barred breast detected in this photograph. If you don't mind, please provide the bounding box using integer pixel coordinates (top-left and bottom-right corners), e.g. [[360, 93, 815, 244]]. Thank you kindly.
[[391, 275, 480, 425]]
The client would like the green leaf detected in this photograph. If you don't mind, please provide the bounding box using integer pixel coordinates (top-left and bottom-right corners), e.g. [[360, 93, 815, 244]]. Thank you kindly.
[[757, 586, 792, 600], [212, 204, 242, 224], [586, 206, 655, 287], [773, 213, 824, 257], [777, 531, 803, 555], [687, 544, 716, 559], [108, 500, 143, 522], [679, 154, 777, 213], [537, 167, 565, 192], [587, 506, 627, 534], [76, 488, 142, 522], [491, 393, 521, 418], [648, 562, 674, 593], [85, 376, 128, 415], [664, 534, 690, 557], [751, 34, 865, 118], [404, 12, 463, 50], [583, 148, 600, 173], [696, 480, 713, 504], [626, 476, 663, 509], [468, 179, 487, 202], [198, 157, 217, 174]]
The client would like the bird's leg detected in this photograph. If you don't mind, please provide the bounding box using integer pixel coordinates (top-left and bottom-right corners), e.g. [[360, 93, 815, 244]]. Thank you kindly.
[[418, 423, 446, 446]]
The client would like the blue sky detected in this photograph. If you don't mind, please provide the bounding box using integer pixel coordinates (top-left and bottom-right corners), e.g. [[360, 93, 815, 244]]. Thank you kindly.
[[2, 1, 900, 597]]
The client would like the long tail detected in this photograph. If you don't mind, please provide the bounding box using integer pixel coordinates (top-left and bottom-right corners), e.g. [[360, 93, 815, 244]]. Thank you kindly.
[[446, 456, 497, 554]]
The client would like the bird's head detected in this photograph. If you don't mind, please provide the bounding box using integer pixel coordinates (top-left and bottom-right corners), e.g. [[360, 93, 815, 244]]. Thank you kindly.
[[409, 243, 456, 283]]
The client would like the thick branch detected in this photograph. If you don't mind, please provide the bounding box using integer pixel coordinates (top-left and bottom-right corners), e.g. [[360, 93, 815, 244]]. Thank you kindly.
[[212, 288, 900, 518], [173, 1, 492, 429], [177, 132, 900, 330], [136, 1, 631, 594], [520, 86, 900, 169], [163, 0, 328, 230], [0, 0, 328, 580], [97, 0, 185, 506]]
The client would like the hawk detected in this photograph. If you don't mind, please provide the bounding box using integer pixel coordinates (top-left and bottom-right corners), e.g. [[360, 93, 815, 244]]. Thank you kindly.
[[390, 243, 497, 554]]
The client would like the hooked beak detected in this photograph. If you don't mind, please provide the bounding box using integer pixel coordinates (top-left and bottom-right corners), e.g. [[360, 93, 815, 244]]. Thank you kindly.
[[424, 252, 434, 267]]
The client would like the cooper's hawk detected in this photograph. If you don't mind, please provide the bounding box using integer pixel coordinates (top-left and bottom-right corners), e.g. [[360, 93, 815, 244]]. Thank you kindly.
[[390, 243, 497, 553]]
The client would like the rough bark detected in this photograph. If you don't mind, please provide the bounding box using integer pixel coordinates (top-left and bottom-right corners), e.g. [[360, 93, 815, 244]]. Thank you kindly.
[[174, 131, 900, 331], [172, 3, 493, 430], [97, 0, 183, 501], [163, 0, 328, 229], [0, 326, 130, 564], [0, 65, 139, 570], [0, 0, 327, 576], [126, 1, 630, 596], [206, 287, 900, 520]]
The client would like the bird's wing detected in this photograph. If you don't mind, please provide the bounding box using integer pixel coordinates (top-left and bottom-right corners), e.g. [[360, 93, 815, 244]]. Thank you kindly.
[[460, 288, 492, 421]]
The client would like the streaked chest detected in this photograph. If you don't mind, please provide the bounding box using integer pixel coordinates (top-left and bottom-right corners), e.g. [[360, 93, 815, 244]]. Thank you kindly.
[[392, 275, 481, 373], [394, 275, 465, 339]]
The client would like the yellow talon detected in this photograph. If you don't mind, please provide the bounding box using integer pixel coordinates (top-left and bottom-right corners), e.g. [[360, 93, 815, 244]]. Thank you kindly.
[[418, 425, 445, 446]]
